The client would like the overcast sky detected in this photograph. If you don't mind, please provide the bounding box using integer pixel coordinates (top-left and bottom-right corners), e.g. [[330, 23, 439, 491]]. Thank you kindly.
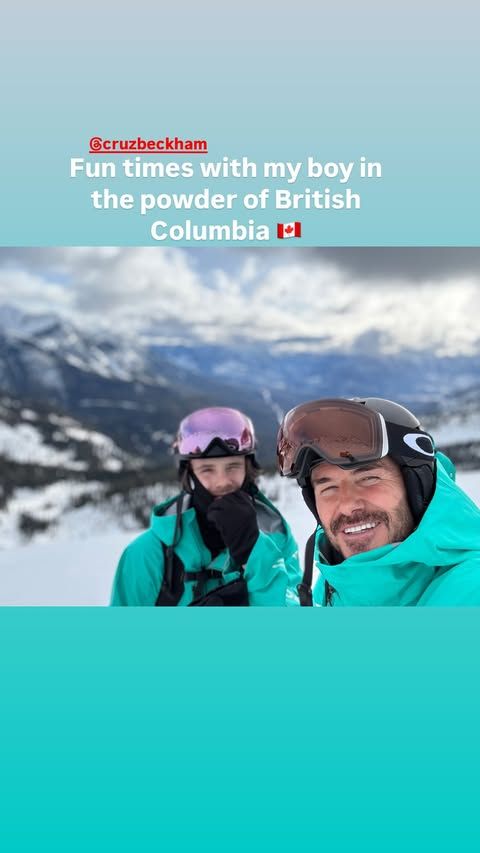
[[3, 246, 480, 282], [0, 247, 479, 355]]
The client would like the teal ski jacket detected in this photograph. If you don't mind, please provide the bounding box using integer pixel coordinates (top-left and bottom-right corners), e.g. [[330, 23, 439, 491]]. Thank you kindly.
[[313, 461, 480, 606], [111, 489, 301, 606]]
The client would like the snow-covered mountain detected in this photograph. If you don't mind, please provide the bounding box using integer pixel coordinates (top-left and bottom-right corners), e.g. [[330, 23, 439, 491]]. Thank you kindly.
[[1, 302, 480, 461], [0, 306, 288, 459], [423, 387, 480, 468], [1, 303, 480, 440], [1, 302, 480, 549], [0, 394, 155, 548]]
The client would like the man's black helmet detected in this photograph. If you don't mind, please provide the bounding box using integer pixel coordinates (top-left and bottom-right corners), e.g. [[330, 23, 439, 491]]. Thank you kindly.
[[277, 397, 436, 525]]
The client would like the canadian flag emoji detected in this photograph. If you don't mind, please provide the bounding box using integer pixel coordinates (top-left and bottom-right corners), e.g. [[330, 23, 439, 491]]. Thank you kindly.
[[277, 222, 302, 239]]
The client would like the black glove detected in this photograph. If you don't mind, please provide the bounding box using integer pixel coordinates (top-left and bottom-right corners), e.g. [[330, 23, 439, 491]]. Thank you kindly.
[[206, 490, 259, 567]]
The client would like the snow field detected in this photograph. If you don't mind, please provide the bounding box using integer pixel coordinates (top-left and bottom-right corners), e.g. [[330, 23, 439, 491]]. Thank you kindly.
[[0, 472, 478, 606]]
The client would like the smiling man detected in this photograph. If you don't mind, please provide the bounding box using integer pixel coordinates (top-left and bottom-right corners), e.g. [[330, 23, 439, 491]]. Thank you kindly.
[[277, 397, 480, 606], [309, 456, 414, 558]]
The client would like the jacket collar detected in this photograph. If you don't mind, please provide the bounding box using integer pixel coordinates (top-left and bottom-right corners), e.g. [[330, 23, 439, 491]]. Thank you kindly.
[[315, 464, 480, 606]]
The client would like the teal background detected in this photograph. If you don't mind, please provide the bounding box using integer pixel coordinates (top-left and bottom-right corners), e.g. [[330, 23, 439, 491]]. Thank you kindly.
[[2, 3, 480, 848], [1, 3, 479, 245], [1, 610, 479, 852]]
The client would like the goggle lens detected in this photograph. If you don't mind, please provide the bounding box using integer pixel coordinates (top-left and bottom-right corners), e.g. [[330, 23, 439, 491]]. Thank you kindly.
[[278, 399, 386, 475], [175, 407, 255, 456]]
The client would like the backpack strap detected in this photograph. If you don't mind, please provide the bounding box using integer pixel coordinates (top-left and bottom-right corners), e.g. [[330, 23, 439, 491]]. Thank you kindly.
[[155, 543, 186, 606], [324, 581, 335, 606], [155, 493, 186, 607], [298, 530, 316, 606]]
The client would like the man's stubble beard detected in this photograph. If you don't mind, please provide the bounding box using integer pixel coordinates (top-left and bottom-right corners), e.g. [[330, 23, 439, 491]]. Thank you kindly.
[[323, 500, 415, 558]]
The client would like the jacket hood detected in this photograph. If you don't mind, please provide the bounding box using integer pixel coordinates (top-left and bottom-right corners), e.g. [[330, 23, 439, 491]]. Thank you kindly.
[[315, 463, 480, 606]]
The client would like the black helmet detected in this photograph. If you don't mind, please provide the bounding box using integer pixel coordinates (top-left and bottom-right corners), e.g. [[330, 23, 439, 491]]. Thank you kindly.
[[277, 397, 436, 525]]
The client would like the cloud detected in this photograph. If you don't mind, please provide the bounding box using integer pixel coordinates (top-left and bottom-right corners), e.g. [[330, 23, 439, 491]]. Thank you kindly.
[[0, 247, 479, 355], [0, 247, 210, 326], [268, 247, 480, 282], [0, 267, 73, 313]]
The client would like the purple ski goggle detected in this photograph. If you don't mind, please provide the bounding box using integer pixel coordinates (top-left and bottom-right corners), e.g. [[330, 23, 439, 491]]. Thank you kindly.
[[173, 407, 256, 458]]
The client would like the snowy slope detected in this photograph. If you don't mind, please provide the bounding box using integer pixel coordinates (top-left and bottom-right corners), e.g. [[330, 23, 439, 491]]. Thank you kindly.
[[0, 472, 479, 606]]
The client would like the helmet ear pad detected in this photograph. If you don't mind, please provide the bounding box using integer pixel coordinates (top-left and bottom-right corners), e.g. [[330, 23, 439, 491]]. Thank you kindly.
[[302, 483, 320, 522], [398, 462, 436, 527], [247, 453, 261, 471]]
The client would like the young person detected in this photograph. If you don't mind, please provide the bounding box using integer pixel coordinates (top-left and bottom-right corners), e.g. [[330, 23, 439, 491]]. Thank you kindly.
[[112, 406, 300, 605]]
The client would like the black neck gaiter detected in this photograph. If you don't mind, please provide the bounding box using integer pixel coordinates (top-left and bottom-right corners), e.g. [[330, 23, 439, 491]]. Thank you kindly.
[[190, 474, 226, 558]]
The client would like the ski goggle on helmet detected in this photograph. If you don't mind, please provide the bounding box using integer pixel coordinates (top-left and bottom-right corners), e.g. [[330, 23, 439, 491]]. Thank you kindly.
[[173, 407, 256, 459], [277, 397, 435, 487]]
